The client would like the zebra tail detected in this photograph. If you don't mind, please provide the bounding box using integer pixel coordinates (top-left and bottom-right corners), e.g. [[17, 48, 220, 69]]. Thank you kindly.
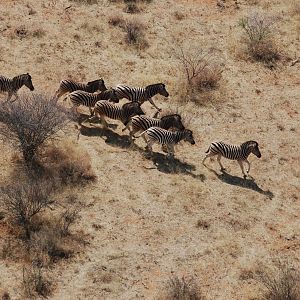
[[205, 147, 210, 153]]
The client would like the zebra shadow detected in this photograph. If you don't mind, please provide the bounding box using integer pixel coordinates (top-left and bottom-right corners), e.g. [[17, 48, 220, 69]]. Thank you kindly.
[[146, 152, 206, 180], [207, 168, 274, 199], [77, 123, 131, 149]]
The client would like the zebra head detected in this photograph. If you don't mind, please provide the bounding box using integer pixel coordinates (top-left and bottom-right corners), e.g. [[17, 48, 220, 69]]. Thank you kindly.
[[87, 78, 107, 92], [122, 102, 145, 125], [107, 89, 119, 103], [22, 73, 34, 91], [248, 141, 261, 158], [183, 129, 195, 145], [161, 114, 185, 130], [157, 83, 169, 97]]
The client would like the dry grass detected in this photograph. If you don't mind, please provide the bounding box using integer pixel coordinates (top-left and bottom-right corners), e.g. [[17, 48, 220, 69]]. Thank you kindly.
[[123, 19, 148, 48], [160, 276, 205, 300], [38, 140, 96, 185], [256, 263, 300, 300]]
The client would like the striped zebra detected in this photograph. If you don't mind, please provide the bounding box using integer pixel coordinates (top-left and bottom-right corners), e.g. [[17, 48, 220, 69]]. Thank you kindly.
[[55, 78, 107, 98], [92, 101, 145, 128], [114, 83, 169, 112], [122, 114, 185, 141], [138, 127, 195, 158], [202, 140, 261, 178], [69, 89, 119, 116], [0, 73, 34, 102]]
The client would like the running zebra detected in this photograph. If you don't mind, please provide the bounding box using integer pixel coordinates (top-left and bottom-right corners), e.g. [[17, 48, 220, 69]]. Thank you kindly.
[[202, 140, 261, 178], [69, 89, 119, 116], [0, 73, 34, 102], [122, 114, 185, 141], [114, 83, 169, 112], [92, 101, 145, 128], [55, 78, 107, 98], [138, 127, 195, 158]]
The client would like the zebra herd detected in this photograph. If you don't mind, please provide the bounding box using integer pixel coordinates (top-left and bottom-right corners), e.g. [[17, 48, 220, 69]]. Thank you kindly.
[[0, 73, 262, 179]]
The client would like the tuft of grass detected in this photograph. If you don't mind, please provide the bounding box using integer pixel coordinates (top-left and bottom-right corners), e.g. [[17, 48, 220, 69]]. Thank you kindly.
[[161, 276, 205, 300], [256, 262, 300, 300], [70, 0, 98, 4], [108, 14, 125, 27], [124, 1, 140, 13]]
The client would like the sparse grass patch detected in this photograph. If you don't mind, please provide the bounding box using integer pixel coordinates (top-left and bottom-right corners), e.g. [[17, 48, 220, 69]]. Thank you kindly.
[[70, 0, 98, 4], [256, 262, 300, 300], [32, 28, 46, 38], [239, 12, 281, 65], [108, 14, 125, 27], [160, 275, 205, 300], [124, 1, 140, 13]]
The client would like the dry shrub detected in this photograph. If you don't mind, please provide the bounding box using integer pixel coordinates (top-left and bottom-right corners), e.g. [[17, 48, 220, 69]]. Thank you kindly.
[[123, 19, 148, 48], [239, 12, 281, 64], [161, 276, 205, 300], [1, 292, 10, 300], [0, 180, 55, 239], [39, 140, 96, 185], [23, 265, 51, 298], [256, 262, 300, 300], [32, 28, 46, 38], [174, 11, 185, 20]]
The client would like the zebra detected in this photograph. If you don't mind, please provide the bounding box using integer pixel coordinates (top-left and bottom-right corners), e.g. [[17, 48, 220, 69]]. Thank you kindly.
[[55, 78, 107, 99], [0, 73, 34, 102], [114, 83, 169, 112], [202, 140, 262, 178], [137, 127, 195, 158], [122, 114, 185, 141], [92, 101, 145, 129], [68, 89, 119, 116]]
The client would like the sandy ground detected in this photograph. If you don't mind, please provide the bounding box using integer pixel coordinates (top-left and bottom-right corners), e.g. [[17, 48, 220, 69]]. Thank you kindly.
[[0, 0, 299, 299]]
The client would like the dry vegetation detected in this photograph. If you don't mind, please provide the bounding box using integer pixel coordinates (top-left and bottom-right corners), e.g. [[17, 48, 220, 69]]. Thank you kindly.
[[0, 0, 299, 299]]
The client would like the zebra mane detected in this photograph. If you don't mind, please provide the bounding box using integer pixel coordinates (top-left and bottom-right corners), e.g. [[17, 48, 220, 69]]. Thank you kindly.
[[160, 113, 181, 120], [242, 140, 258, 147], [87, 78, 103, 85], [145, 83, 164, 89], [12, 73, 31, 80]]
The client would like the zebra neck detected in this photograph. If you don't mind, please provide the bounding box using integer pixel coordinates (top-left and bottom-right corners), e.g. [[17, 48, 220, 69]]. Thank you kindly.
[[146, 86, 158, 98], [12, 76, 24, 89], [241, 144, 252, 159], [174, 131, 184, 144]]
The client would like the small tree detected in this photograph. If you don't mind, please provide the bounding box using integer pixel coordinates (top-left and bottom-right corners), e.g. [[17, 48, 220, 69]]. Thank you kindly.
[[0, 93, 69, 169], [0, 180, 54, 239]]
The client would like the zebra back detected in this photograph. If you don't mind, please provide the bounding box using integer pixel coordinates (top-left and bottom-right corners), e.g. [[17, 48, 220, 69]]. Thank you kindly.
[[131, 115, 161, 132]]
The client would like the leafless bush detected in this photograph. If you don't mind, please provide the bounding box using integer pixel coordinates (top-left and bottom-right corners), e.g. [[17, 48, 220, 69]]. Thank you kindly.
[[23, 265, 51, 298], [0, 93, 69, 169], [70, 0, 98, 4], [0, 180, 54, 239], [256, 262, 300, 300], [39, 140, 96, 185], [239, 12, 281, 63], [57, 207, 81, 236], [161, 276, 205, 300], [32, 28, 46, 38], [123, 20, 148, 48], [171, 44, 223, 102]]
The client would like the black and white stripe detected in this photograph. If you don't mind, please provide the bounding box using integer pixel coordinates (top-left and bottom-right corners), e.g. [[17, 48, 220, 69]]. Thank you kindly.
[[138, 127, 195, 157], [69, 89, 119, 116], [122, 114, 185, 140], [55, 78, 107, 98], [93, 101, 145, 128], [0, 73, 34, 101], [114, 83, 169, 111], [202, 140, 262, 178]]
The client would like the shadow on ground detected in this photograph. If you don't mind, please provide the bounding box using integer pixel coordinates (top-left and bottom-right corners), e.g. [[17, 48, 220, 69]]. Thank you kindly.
[[77, 123, 130, 149], [207, 167, 274, 198], [146, 152, 206, 180]]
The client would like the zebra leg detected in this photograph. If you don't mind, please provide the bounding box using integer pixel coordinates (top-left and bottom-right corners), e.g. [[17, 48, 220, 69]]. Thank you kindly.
[[217, 155, 225, 171], [149, 98, 161, 112], [5, 92, 13, 102], [166, 144, 175, 158], [245, 159, 251, 174], [202, 153, 215, 166], [89, 106, 94, 117], [237, 160, 247, 178], [100, 115, 108, 128], [146, 140, 154, 156]]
